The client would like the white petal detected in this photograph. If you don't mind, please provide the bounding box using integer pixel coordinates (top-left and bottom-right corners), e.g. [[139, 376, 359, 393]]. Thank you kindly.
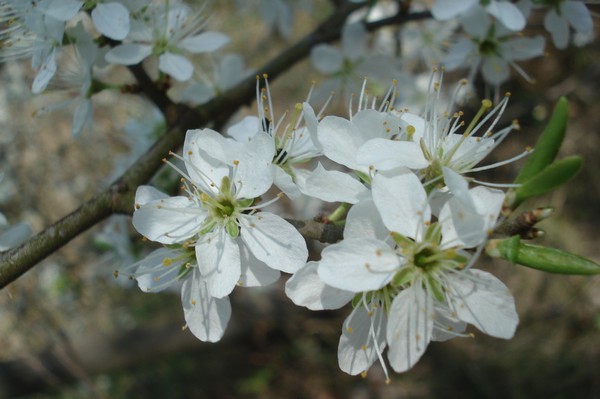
[[298, 163, 367, 204], [239, 212, 307, 274], [196, 228, 241, 298], [318, 116, 365, 171], [338, 304, 387, 375], [431, 307, 467, 342], [105, 43, 153, 65], [0, 222, 32, 251], [460, 5, 491, 37], [227, 116, 260, 143], [470, 185, 504, 222], [545, 10, 570, 49], [431, 0, 476, 20], [311, 45, 343, 74], [159, 52, 194, 81], [562, 2, 593, 34], [442, 167, 476, 209], [302, 102, 322, 151], [182, 269, 231, 342], [71, 99, 92, 137], [372, 169, 430, 239], [274, 165, 301, 199], [386, 284, 434, 373], [32, 49, 57, 94], [135, 248, 182, 293], [443, 39, 476, 71], [134, 185, 168, 206], [318, 238, 398, 292], [344, 196, 389, 242], [481, 56, 510, 85], [92, 2, 130, 40], [41, 0, 83, 21], [238, 244, 280, 287], [285, 261, 354, 310], [342, 23, 367, 62], [132, 196, 207, 244], [180, 82, 215, 105], [183, 128, 239, 193], [178, 32, 230, 53], [446, 269, 518, 339], [502, 36, 545, 61], [357, 138, 428, 171], [486, 2, 526, 31], [445, 134, 494, 169], [235, 131, 275, 199]]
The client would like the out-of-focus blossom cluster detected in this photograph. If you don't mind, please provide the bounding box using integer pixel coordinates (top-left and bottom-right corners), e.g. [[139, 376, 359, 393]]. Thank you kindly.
[[0, 0, 230, 136]]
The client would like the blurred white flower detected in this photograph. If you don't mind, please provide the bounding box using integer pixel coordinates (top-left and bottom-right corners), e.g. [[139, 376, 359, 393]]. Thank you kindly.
[[105, 2, 229, 81], [519, 0, 594, 49], [311, 22, 401, 100], [444, 23, 545, 87]]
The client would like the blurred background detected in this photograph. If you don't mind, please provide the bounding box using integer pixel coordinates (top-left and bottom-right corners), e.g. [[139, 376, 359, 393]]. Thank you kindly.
[[0, 1, 599, 398]]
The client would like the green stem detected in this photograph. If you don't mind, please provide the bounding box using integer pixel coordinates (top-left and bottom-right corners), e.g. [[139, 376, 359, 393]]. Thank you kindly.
[[328, 203, 351, 223]]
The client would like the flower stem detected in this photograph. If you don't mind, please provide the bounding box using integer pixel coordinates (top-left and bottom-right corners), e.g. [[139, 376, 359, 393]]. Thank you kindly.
[[328, 203, 351, 223]]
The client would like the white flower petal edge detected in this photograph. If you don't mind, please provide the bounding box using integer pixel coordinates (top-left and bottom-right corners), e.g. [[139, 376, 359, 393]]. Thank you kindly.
[[318, 238, 399, 292], [239, 244, 281, 288], [387, 284, 434, 373], [338, 303, 387, 376], [196, 227, 241, 298], [239, 212, 308, 274], [135, 248, 183, 293], [372, 169, 430, 239], [356, 138, 428, 171], [298, 163, 367, 204], [132, 191, 207, 245], [182, 268, 232, 343], [446, 269, 518, 339], [92, 2, 130, 41], [344, 195, 389, 242], [285, 261, 354, 311]]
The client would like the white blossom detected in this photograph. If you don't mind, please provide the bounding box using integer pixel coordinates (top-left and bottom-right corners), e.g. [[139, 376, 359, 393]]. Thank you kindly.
[[131, 128, 308, 301], [431, 0, 527, 32], [105, 2, 229, 81], [444, 22, 545, 87], [289, 168, 517, 378]]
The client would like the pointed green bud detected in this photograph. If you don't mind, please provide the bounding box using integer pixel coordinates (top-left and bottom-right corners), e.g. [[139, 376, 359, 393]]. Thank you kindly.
[[511, 155, 582, 207], [391, 267, 414, 287], [427, 276, 446, 303], [423, 222, 442, 245], [354, 170, 372, 184], [390, 232, 412, 248], [514, 97, 568, 184], [238, 198, 254, 208], [226, 219, 239, 238], [487, 236, 600, 275], [199, 220, 217, 236], [220, 176, 232, 197]]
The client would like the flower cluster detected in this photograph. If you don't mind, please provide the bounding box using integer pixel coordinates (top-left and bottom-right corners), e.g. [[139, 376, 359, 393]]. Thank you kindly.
[[0, 0, 229, 136], [284, 73, 522, 379], [128, 72, 525, 378]]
